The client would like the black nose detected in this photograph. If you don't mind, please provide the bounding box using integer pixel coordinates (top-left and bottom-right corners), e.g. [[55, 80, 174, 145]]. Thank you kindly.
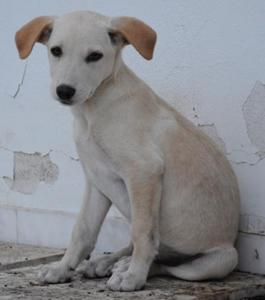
[[56, 85, 76, 100]]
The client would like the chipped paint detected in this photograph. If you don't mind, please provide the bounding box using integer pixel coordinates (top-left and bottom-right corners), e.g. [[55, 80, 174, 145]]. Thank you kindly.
[[3, 152, 59, 195], [198, 123, 227, 154], [243, 81, 265, 153]]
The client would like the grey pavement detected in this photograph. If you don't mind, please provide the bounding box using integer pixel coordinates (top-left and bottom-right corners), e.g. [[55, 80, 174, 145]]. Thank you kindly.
[[0, 242, 265, 300]]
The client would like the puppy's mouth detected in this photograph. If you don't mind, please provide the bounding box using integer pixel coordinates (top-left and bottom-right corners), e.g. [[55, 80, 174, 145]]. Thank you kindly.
[[59, 99, 75, 106], [55, 91, 94, 106]]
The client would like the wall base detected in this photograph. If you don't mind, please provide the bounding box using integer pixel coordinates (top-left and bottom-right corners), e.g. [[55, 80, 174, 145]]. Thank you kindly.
[[0, 205, 130, 253], [237, 232, 265, 275]]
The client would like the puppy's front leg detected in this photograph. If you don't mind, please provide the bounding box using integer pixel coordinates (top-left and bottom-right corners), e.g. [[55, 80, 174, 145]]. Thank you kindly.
[[108, 159, 163, 291], [39, 183, 111, 283]]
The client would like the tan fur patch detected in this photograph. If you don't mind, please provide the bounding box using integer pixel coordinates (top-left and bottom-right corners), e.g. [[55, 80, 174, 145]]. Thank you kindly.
[[112, 17, 157, 60], [15, 16, 53, 59]]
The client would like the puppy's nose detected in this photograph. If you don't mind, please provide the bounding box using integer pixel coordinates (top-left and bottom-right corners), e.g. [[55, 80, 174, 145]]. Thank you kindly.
[[56, 85, 76, 100]]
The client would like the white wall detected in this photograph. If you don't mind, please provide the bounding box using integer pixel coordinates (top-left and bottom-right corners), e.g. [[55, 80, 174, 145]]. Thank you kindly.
[[1, 0, 265, 273]]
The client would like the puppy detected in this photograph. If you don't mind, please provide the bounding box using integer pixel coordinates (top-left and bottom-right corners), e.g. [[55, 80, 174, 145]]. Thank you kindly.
[[15, 11, 240, 291]]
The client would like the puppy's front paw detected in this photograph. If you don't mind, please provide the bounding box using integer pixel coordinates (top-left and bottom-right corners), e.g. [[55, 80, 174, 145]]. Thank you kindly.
[[107, 257, 146, 291], [38, 262, 73, 284]]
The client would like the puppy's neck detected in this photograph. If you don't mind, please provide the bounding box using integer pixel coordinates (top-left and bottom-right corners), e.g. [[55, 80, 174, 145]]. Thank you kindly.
[[92, 57, 142, 101], [71, 56, 152, 122]]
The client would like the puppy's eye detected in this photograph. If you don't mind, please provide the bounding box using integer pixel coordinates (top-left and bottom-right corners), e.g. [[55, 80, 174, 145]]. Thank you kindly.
[[85, 52, 103, 63], [50, 46, 62, 57]]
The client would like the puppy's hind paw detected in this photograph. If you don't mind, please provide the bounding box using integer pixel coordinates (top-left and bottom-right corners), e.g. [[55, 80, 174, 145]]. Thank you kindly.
[[78, 255, 113, 278]]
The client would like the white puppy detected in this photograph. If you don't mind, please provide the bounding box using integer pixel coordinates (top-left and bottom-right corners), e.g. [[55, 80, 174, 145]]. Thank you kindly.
[[15, 11, 240, 291]]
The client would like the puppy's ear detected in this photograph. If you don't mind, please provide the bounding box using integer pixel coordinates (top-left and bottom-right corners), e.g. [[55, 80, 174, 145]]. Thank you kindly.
[[110, 17, 157, 60], [15, 16, 54, 59]]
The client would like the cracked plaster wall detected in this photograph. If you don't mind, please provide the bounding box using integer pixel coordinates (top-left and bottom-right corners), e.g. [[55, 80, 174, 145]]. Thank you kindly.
[[1, 0, 265, 272]]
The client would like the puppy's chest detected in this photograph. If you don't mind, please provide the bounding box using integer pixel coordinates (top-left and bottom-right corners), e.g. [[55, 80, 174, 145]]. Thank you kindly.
[[75, 131, 131, 219]]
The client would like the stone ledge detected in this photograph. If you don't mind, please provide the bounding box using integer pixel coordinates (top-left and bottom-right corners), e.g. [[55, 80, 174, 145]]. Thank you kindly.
[[1, 266, 265, 299], [0, 242, 63, 271], [0, 242, 265, 299]]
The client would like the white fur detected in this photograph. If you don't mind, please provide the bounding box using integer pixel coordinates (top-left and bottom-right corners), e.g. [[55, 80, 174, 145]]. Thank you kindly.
[[16, 11, 240, 292]]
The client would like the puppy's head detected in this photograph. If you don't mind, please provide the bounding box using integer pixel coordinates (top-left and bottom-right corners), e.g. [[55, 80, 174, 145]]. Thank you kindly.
[[15, 11, 156, 106]]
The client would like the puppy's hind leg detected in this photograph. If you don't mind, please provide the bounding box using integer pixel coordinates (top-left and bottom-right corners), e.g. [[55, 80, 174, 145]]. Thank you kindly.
[[107, 158, 163, 291], [149, 245, 238, 281]]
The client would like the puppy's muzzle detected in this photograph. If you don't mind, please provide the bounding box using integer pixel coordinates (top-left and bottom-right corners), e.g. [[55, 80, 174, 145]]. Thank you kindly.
[[56, 84, 76, 105]]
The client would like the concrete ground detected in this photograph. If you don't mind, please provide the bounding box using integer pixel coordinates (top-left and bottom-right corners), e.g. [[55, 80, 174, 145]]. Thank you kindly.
[[1, 243, 265, 300]]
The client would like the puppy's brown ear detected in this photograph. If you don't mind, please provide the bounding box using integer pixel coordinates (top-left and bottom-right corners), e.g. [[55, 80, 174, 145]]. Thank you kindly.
[[111, 17, 157, 60], [15, 16, 54, 59]]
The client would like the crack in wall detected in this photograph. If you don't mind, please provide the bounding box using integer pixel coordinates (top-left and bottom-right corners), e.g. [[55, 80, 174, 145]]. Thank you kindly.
[[12, 62, 28, 99], [227, 149, 265, 166], [193, 101, 265, 167], [48, 149, 79, 162], [240, 214, 265, 237], [242, 81, 265, 154], [192, 106, 227, 154], [231, 155, 265, 166], [0, 146, 13, 153], [0, 146, 79, 162], [198, 123, 227, 154]]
